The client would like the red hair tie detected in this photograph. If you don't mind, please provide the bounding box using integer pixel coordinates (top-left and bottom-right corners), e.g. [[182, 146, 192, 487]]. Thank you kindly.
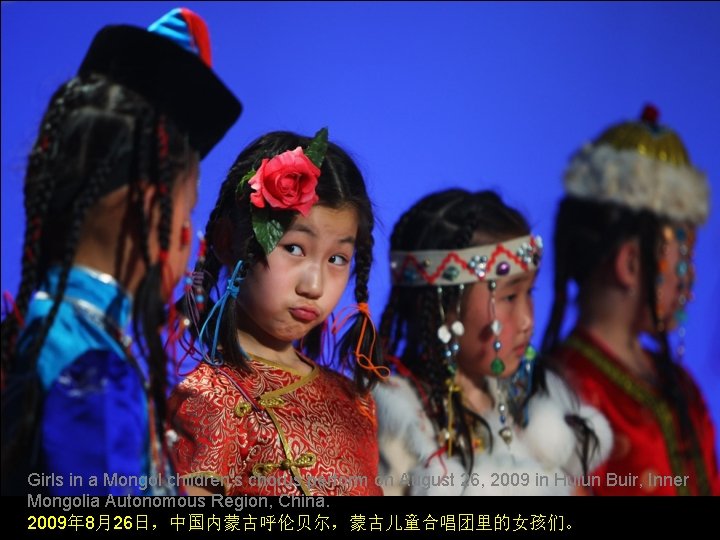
[[331, 303, 390, 380]]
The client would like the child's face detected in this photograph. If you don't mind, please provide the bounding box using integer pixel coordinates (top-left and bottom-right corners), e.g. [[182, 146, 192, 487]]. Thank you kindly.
[[454, 271, 537, 383], [238, 204, 358, 346]]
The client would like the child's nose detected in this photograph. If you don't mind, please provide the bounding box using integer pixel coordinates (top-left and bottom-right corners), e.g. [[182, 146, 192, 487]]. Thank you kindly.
[[519, 299, 534, 334], [297, 262, 323, 299]]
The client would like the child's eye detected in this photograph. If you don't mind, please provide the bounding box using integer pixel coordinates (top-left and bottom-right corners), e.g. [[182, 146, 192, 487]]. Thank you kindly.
[[284, 244, 304, 256], [503, 293, 517, 303], [329, 254, 350, 267]]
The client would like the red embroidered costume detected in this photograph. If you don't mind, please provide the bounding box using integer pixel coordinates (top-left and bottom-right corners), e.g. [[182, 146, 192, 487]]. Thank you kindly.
[[556, 329, 720, 496], [169, 355, 382, 495]]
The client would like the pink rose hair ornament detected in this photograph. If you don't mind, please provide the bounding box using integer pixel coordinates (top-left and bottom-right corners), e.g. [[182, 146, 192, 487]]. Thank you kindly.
[[187, 127, 329, 366], [236, 127, 327, 255]]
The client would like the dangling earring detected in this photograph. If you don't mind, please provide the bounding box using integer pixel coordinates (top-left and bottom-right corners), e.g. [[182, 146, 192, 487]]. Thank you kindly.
[[490, 377, 514, 447], [485, 278, 513, 447], [488, 280, 504, 375], [180, 220, 192, 249], [673, 225, 693, 361], [436, 284, 465, 366], [655, 226, 671, 333], [436, 285, 464, 456]]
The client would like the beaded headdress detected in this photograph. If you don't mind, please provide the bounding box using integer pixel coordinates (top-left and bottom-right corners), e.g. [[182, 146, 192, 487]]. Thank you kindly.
[[390, 234, 543, 287]]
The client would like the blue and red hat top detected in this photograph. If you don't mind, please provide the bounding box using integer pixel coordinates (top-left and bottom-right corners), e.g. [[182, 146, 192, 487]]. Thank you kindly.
[[78, 7, 241, 158]]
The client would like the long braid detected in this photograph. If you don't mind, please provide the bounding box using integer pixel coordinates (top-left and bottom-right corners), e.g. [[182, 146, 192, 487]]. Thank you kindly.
[[379, 204, 418, 356], [134, 114, 180, 428], [378, 288, 402, 356], [447, 202, 484, 467], [1, 80, 94, 475], [153, 117, 175, 421], [1, 85, 73, 372], [540, 199, 571, 362], [23, 160, 113, 365], [3, 155, 113, 476], [131, 108, 156, 269], [336, 229, 382, 391]]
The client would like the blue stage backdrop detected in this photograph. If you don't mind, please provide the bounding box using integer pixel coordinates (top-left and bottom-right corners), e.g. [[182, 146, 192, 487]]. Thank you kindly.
[[3, 2, 719, 448]]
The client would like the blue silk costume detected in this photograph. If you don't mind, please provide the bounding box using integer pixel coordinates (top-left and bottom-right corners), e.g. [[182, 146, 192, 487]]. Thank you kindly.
[[17, 266, 155, 495]]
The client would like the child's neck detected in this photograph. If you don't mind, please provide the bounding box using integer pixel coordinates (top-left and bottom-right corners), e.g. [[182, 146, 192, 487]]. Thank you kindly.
[[577, 283, 658, 383], [455, 370, 493, 416], [237, 330, 311, 375], [578, 318, 657, 384]]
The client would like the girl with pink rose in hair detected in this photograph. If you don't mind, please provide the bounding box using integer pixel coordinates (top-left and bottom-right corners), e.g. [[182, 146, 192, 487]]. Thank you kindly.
[[167, 128, 388, 495]]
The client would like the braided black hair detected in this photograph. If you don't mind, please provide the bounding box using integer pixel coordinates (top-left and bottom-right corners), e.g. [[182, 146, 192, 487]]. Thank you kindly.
[[184, 131, 383, 393], [1, 73, 193, 489]]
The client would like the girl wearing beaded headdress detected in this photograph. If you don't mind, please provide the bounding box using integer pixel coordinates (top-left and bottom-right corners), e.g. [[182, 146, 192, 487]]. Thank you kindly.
[[542, 105, 719, 496], [167, 128, 387, 496], [374, 188, 612, 495], [0, 9, 241, 495]]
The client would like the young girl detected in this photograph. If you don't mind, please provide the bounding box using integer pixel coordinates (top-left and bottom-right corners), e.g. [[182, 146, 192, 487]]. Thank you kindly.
[[1, 8, 241, 495], [168, 128, 387, 496], [542, 105, 720, 495], [373, 188, 612, 495]]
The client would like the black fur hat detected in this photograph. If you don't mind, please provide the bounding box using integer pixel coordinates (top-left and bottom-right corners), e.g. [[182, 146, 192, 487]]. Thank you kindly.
[[78, 8, 241, 158]]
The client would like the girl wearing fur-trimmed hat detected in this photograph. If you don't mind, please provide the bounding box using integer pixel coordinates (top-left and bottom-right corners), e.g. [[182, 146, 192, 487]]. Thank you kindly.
[[373, 188, 613, 495], [542, 105, 719, 495], [1, 8, 241, 495]]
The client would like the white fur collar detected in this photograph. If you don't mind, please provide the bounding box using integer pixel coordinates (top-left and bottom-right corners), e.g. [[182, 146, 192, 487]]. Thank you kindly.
[[373, 372, 612, 495]]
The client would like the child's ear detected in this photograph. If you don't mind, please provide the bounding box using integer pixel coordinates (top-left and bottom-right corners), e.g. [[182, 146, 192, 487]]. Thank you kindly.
[[614, 238, 641, 289], [138, 182, 162, 235], [141, 182, 158, 215]]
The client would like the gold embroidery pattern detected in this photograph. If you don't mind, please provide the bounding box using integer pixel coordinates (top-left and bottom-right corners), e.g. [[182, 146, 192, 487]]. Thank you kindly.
[[170, 358, 382, 496]]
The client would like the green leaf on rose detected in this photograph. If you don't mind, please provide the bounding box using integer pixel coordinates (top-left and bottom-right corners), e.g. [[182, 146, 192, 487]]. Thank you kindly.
[[236, 168, 256, 197], [304, 127, 329, 168], [251, 206, 292, 255]]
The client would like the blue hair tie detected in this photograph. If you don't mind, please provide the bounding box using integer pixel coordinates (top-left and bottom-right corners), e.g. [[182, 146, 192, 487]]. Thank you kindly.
[[199, 259, 246, 365]]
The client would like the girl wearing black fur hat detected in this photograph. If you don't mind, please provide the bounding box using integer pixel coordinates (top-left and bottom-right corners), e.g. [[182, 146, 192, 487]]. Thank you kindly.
[[1, 8, 241, 495]]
